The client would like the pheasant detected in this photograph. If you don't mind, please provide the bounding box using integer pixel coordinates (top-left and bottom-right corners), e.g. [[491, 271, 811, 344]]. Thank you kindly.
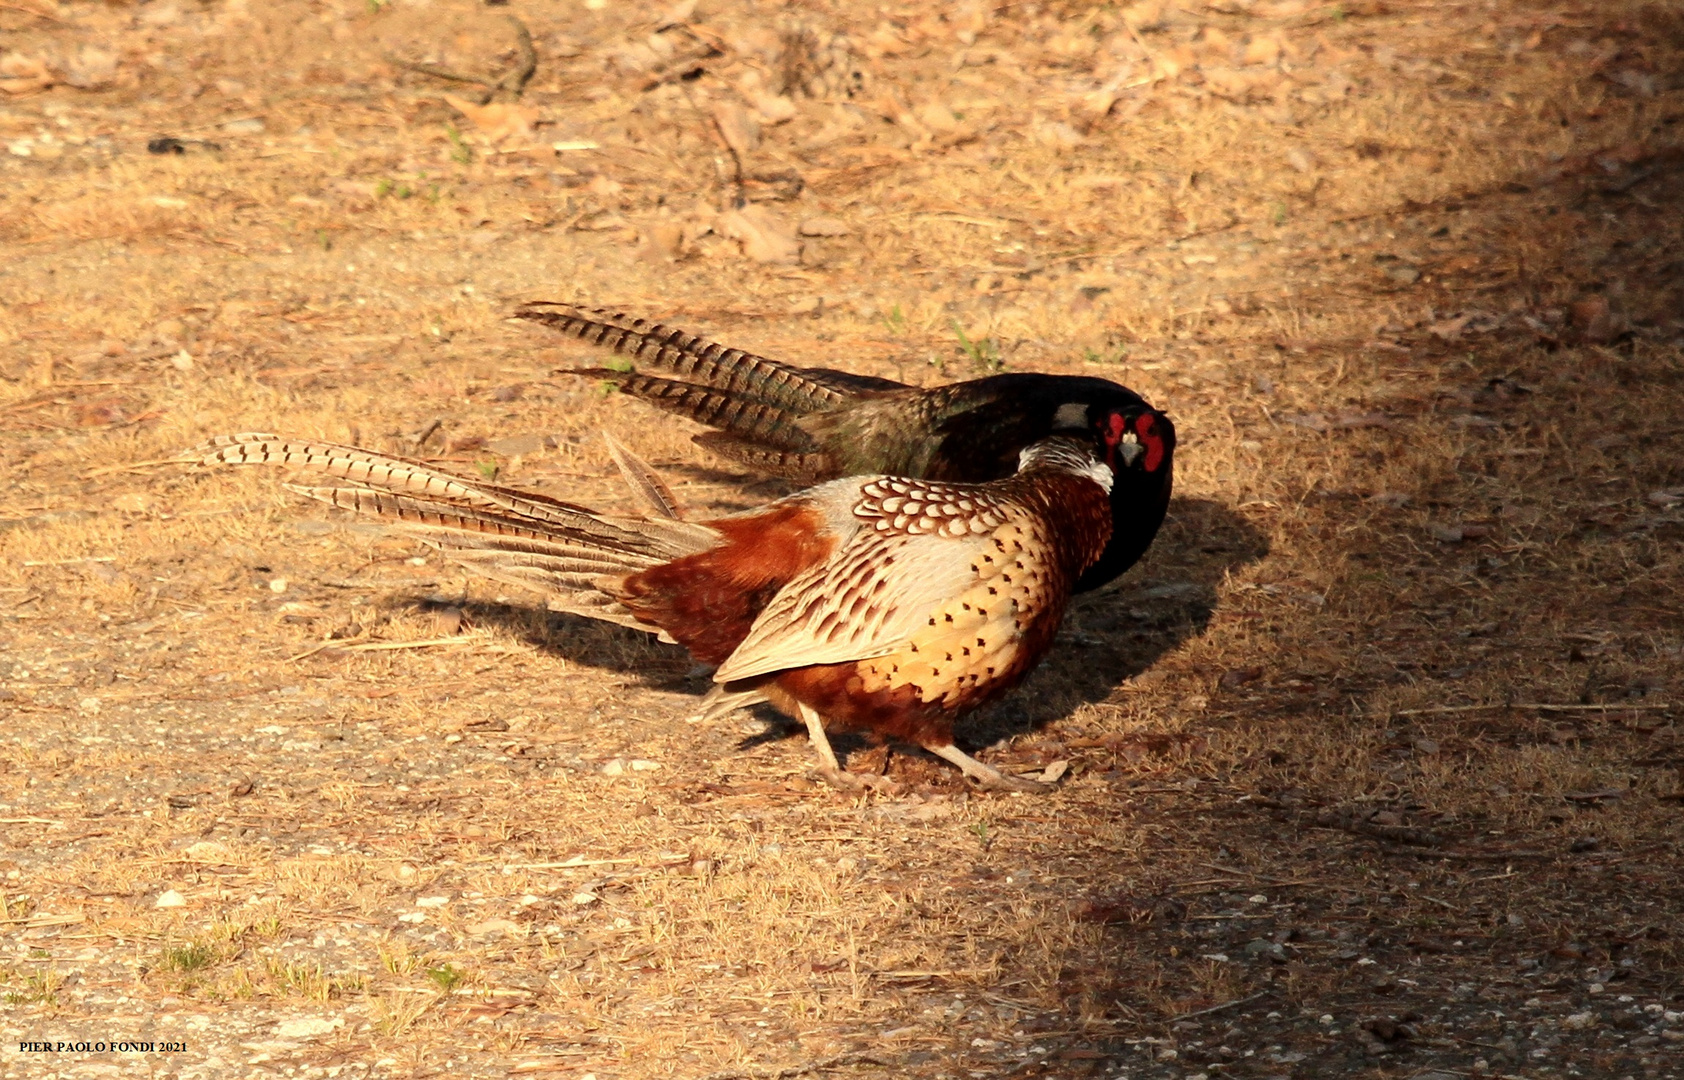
[[515, 302, 1174, 593], [194, 426, 1116, 792]]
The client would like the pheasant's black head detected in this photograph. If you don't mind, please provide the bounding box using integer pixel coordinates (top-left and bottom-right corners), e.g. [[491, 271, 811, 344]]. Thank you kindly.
[[1054, 401, 1175, 476]]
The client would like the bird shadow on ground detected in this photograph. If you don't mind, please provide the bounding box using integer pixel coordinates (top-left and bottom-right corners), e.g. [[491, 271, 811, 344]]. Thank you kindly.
[[425, 495, 1268, 763]]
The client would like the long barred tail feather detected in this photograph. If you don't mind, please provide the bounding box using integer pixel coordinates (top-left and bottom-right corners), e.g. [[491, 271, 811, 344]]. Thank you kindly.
[[193, 434, 720, 630], [198, 433, 713, 558], [690, 432, 835, 482], [515, 302, 847, 414], [568, 368, 821, 454], [601, 431, 684, 522]]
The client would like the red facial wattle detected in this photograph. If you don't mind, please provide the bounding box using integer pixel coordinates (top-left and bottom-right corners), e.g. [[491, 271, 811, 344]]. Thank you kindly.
[[1135, 413, 1165, 472], [1096, 410, 1124, 469]]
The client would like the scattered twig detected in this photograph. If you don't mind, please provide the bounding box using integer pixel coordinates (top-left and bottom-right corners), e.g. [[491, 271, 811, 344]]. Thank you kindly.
[[413, 417, 444, 450], [1170, 989, 1271, 1021], [81, 457, 188, 479], [1310, 809, 1440, 847], [0, 1, 67, 24], [695, 1051, 888, 1080], [1195, 862, 1322, 887], [1387, 702, 1672, 717], [502, 857, 639, 871], [328, 635, 479, 652], [21, 556, 116, 567], [1378, 847, 1551, 862], [389, 14, 536, 104]]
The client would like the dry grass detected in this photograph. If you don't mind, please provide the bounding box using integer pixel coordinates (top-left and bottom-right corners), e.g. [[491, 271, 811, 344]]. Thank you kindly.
[[2, 0, 1682, 1077]]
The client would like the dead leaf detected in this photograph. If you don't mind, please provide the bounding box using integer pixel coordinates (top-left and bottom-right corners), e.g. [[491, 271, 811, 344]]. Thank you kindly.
[[916, 100, 960, 132], [715, 205, 801, 265], [1203, 66, 1280, 101], [60, 45, 118, 89], [1072, 88, 1118, 128], [74, 399, 126, 427], [0, 53, 55, 95], [1122, 0, 1166, 31], [1570, 295, 1617, 343], [639, 221, 686, 263], [711, 100, 760, 156], [443, 95, 537, 144], [1219, 666, 1263, 689], [753, 93, 797, 124], [738, 69, 796, 124], [798, 216, 849, 237], [1154, 45, 1198, 80], [1243, 35, 1283, 66]]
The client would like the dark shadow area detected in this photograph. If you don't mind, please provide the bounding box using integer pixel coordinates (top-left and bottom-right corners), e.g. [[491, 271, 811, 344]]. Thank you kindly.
[[1034, 13, 1684, 1074]]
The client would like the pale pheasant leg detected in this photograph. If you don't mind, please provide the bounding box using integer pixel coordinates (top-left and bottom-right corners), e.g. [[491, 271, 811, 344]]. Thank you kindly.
[[795, 701, 842, 771], [929, 744, 1052, 794]]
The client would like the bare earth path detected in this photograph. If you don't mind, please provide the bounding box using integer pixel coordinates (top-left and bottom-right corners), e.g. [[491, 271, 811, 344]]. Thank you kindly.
[[1, 1, 1681, 1078]]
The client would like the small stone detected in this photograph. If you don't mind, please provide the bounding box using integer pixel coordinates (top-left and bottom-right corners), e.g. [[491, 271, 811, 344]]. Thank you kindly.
[[601, 758, 626, 776], [629, 759, 661, 771], [397, 912, 425, 923], [1561, 1011, 1598, 1030], [155, 889, 187, 908], [431, 607, 464, 635], [798, 216, 850, 237], [466, 918, 522, 937], [275, 1017, 341, 1038], [1413, 738, 1439, 754], [268, 578, 289, 594], [486, 433, 550, 457], [78, 697, 102, 714], [171, 349, 195, 371], [572, 891, 599, 906], [415, 895, 449, 908]]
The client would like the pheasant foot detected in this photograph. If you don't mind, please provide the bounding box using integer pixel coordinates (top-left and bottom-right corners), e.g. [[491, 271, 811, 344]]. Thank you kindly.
[[929, 744, 1052, 793]]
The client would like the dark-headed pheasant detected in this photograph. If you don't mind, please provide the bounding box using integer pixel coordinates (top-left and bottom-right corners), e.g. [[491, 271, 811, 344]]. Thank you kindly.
[[515, 302, 1174, 594], [195, 424, 1116, 792]]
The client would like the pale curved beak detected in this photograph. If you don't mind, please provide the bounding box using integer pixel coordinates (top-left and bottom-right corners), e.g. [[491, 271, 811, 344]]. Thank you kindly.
[[1115, 431, 1144, 467]]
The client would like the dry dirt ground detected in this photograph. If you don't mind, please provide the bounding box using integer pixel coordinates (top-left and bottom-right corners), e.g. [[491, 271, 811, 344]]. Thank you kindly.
[[2, 1, 1683, 1078]]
